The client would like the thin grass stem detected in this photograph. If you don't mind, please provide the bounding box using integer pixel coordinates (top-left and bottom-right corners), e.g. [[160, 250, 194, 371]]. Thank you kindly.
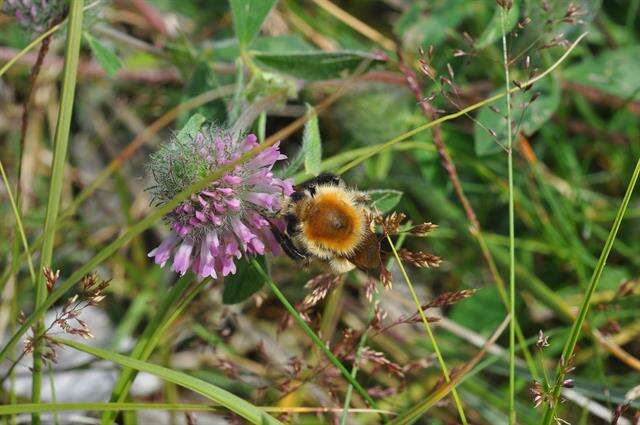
[[0, 1, 100, 78], [385, 235, 468, 424], [340, 291, 376, 425], [499, 6, 517, 425], [101, 276, 209, 424]]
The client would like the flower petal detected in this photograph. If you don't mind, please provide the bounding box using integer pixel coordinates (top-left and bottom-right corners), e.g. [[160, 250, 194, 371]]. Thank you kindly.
[[172, 241, 193, 276], [148, 235, 178, 267]]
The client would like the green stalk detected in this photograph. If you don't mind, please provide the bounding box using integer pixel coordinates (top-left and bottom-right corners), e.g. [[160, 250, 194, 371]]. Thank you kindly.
[[250, 259, 381, 412], [0, 33, 588, 365], [499, 6, 516, 425], [542, 157, 640, 424], [31, 3, 83, 423], [389, 315, 510, 424], [386, 236, 468, 424]]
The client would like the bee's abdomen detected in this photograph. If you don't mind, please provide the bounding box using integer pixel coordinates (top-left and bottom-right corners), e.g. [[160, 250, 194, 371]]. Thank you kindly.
[[302, 195, 363, 255]]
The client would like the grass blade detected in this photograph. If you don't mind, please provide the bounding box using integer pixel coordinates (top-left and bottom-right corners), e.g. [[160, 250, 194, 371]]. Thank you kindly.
[[542, 157, 640, 424], [0, 402, 394, 416], [53, 338, 283, 425], [0, 159, 36, 283], [100, 275, 201, 424], [31, 2, 84, 422]]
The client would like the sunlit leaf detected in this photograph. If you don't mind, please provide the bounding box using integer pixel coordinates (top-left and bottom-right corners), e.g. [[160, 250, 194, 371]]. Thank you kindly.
[[564, 46, 640, 101], [84, 32, 122, 77], [230, 0, 278, 48], [302, 104, 322, 176], [367, 189, 403, 213], [253, 51, 383, 81]]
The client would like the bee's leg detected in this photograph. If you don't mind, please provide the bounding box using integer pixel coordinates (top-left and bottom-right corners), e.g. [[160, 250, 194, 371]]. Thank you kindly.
[[270, 223, 309, 262], [285, 213, 300, 236]]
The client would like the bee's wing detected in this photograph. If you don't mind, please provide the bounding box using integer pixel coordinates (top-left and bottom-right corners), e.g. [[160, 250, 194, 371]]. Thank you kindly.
[[343, 231, 384, 276]]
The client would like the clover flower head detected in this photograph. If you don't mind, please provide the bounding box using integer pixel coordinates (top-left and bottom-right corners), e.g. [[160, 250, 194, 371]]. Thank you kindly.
[[2, 0, 67, 33], [147, 125, 293, 279]]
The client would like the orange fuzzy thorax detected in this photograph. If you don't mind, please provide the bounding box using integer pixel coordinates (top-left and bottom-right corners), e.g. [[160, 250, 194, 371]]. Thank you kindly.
[[296, 186, 365, 257]]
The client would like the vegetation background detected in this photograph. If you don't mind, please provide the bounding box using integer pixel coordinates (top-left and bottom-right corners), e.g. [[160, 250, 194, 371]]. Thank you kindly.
[[0, 0, 639, 424]]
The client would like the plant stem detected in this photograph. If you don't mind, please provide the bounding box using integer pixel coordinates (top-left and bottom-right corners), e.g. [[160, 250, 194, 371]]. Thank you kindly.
[[250, 259, 381, 413], [31, 2, 84, 422], [386, 236, 468, 425], [499, 6, 517, 425], [542, 157, 640, 424]]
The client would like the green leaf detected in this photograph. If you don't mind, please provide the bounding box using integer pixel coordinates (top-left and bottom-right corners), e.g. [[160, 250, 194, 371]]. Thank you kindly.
[[475, 1, 520, 49], [394, 1, 474, 47], [176, 113, 207, 143], [367, 189, 403, 213], [207, 35, 312, 62], [182, 62, 226, 122], [474, 77, 560, 156], [563, 46, 640, 101], [56, 338, 282, 425], [302, 104, 322, 176], [253, 50, 383, 81], [230, 0, 278, 48], [83, 32, 122, 77], [222, 257, 266, 304]]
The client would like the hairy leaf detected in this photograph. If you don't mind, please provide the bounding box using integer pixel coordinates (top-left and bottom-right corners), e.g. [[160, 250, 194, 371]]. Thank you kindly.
[[253, 50, 383, 81]]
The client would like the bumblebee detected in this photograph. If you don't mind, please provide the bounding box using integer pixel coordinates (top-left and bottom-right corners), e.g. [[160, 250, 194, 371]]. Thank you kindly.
[[271, 173, 387, 275]]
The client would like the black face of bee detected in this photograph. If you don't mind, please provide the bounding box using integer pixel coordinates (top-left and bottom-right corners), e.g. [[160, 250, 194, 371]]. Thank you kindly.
[[298, 172, 341, 195]]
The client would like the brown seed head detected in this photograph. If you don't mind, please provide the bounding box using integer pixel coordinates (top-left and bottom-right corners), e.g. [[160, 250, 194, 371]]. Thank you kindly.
[[398, 249, 441, 268]]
